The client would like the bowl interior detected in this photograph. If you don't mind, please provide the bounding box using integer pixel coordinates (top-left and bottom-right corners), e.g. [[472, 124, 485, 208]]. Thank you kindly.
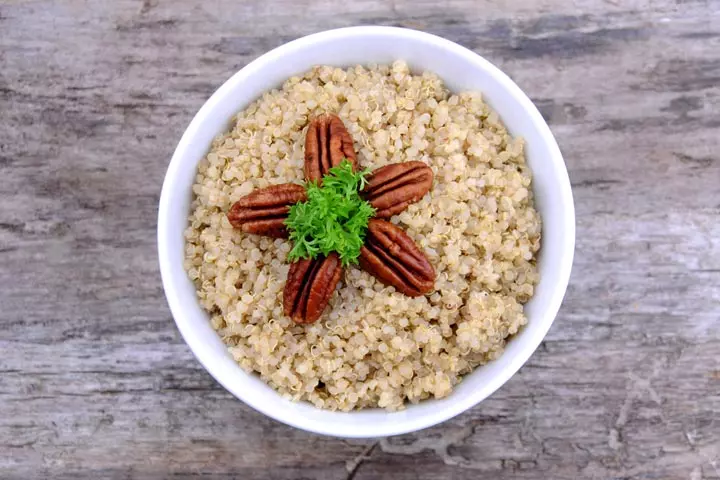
[[158, 26, 574, 438]]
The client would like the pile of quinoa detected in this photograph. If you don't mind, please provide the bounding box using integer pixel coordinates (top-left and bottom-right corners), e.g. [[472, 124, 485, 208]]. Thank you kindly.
[[184, 61, 541, 411]]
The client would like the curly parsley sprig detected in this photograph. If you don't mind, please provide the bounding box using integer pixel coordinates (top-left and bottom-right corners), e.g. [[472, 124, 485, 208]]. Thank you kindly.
[[285, 160, 375, 266]]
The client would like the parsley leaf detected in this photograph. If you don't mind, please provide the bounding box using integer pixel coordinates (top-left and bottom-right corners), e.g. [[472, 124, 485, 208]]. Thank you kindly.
[[285, 160, 375, 266]]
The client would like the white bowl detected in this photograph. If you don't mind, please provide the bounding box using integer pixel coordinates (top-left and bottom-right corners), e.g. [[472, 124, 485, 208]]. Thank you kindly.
[[158, 26, 575, 438]]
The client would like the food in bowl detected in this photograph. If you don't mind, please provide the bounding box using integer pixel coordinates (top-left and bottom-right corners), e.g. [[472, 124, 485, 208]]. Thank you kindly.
[[183, 60, 541, 411]]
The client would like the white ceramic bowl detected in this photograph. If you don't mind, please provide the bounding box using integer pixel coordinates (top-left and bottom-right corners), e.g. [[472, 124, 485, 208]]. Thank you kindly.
[[158, 26, 574, 438]]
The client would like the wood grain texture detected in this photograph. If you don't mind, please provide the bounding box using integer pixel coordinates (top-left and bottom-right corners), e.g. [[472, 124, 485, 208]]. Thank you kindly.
[[1, 0, 719, 478]]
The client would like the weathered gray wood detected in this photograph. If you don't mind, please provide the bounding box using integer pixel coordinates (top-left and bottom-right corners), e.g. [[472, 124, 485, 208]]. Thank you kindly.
[[1, 0, 719, 478]]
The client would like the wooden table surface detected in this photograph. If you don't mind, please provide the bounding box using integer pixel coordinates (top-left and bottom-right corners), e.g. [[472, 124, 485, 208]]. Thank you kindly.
[[2, 1, 719, 478]]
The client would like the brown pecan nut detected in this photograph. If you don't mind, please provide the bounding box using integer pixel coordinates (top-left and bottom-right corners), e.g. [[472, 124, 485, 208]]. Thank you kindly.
[[361, 161, 433, 218], [359, 219, 435, 296], [283, 253, 343, 324], [304, 114, 357, 183], [227, 184, 307, 238]]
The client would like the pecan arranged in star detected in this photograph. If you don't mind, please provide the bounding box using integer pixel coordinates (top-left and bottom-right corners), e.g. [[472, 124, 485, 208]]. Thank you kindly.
[[227, 113, 436, 324], [304, 113, 358, 183], [359, 219, 435, 296], [283, 253, 343, 324], [227, 183, 307, 238], [361, 161, 433, 218]]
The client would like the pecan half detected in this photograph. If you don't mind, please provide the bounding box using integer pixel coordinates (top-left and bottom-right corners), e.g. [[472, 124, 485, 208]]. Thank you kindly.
[[359, 219, 435, 296], [283, 253, 343, 324], [361, 161, 433, 218], [304, 114, 357, 183], [227, 184, 307, 238]]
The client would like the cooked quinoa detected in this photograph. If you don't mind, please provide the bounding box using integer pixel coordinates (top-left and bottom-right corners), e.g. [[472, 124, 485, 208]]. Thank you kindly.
[[184, 61, 541, 411]]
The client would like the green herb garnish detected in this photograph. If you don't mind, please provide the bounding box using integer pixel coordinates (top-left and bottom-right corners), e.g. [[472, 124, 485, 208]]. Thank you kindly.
[[285, 160, 375, 266]]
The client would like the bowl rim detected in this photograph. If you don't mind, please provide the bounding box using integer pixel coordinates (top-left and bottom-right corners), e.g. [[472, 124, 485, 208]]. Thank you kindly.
[[158, 25, 575, 437]]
